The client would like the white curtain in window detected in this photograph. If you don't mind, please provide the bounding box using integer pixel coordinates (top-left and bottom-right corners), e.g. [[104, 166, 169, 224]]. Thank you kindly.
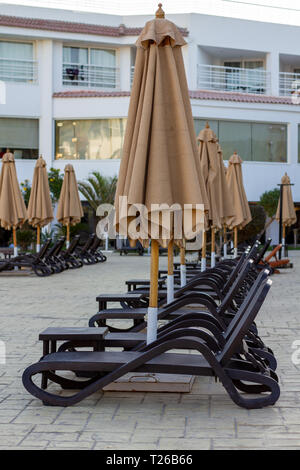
[[90, 49, 115, 67], [0, 41, 33, 60], [0, 118, 38, 149], [63, 47, 88, 64]]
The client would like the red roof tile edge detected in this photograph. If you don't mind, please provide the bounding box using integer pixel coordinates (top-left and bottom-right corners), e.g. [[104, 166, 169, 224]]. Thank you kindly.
[[0, 15, 188, 37], [53, 89, 297, 105]]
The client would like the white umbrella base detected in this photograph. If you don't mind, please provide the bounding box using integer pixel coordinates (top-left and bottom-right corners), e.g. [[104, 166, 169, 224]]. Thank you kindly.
[[211, 251, 216, 267], [180, 264, 186, 287], [167, 274, 174, 304], [103, 373, 195, 393], [201, 258, 206, 272], [146, 307, 158, 344]]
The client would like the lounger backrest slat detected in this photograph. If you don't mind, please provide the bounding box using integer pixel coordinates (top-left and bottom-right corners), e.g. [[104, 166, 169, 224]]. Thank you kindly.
[[219, 280, 271, 365], [222, 251, 248, 293], [224, 268, 270, 341], [218, 259, 253, 315], [80, 234, 95, 254], [255, 238, 272, 264], [36, 239, 51, 259]]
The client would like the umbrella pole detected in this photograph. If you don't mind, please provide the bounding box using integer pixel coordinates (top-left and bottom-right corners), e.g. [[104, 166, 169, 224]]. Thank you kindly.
[[36, 225, 41, 253], [282, 223, 286, 257], [66, 223, 70, 249], [147, 239, 159, 345], [234, 227, 238, 258], [167, 239, 174, 304], [201, 230, 206, 271], [211, 227, 216, 267], [180, 245, 186, 287], [223, 224, 227, 258], [12, 227, 18, 257]]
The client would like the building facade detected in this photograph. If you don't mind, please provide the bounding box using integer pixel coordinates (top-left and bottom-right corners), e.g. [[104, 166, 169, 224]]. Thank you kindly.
[[0, 3, 300, 211]]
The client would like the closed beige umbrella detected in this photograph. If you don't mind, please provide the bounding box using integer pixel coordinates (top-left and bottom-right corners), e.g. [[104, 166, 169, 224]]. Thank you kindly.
[[197, 124, 233, 268], [275, 173, 296, 246], [0, 150, 27, 256], [217, 143, 233, 258], [27, 156, 54, 251], [226, 152, 252, 257], [57, 164, 83, 248], [115, 4, 207, 343]]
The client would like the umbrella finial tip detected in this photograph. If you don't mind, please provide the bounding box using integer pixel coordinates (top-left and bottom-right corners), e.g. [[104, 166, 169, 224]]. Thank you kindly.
[[155, 3, 165, 18], [205, 121, 210, 128]]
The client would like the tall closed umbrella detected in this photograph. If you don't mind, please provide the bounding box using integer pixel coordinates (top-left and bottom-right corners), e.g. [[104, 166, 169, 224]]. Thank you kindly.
[[226, 152, 252, 257], [276, 173, 296, 247], [217, 142, 233, 258], [27, 156, 54, 251], [57, 164, 83, 248], [115, 4, 207, 344], [197, 124, 233, 268], [0, 150, 27, 256]]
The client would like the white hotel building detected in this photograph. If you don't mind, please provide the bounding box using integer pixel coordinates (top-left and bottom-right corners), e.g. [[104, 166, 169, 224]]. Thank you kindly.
[[0, 3, 300, 227]]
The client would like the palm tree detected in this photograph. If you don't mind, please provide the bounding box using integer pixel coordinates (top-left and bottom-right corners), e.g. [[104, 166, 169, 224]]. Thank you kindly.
[[78, 171, 117, 211]]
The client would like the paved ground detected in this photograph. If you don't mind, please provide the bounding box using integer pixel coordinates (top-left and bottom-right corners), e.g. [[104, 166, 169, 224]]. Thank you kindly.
[[0, 251, 300, 450]]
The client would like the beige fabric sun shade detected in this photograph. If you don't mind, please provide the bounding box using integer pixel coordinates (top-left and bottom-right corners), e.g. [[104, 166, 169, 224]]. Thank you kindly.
[[114, 16, 208, 246], [0, 151, 27, 229], [27, 156, 54, 228], [275, 173, 297, 227], [225, 152, 252, 229], [197, 125, 233, 229], [57, 164, 83, 226]]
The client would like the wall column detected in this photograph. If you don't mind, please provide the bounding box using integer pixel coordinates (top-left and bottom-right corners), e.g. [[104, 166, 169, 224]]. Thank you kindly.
[[37, 40, 53, 167], [266, 51, 280, 96], [118, 46, 131, 91]]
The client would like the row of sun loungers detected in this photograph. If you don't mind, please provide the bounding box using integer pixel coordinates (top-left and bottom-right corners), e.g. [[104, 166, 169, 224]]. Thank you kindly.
[[22, 239, 280, 409], [0, 233, 106, 276]]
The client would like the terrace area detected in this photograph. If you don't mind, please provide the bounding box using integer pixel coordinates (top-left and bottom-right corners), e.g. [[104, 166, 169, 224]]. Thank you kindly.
[[0, 252, 299, 450]]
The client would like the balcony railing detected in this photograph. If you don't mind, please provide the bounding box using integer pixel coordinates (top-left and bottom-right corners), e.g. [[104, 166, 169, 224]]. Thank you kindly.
[[279, 71, 300, 96], [197, 64, 270, 95], [0, 58, 38, 83], [62, 63, 120, 89], [130, 65, 135, 86]]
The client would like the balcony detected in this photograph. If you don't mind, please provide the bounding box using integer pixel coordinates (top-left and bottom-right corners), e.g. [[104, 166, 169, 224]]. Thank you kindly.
[[279, 71, 300, 96], [62, 63, 120, 89], [0, 58, 38, 83], [197, 64, 270, 95]]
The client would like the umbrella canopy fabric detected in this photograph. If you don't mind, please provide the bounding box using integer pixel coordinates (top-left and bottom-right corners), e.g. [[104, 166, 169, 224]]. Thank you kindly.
[[57, 164, 83, 226], [114, 13, 208, 245], [275, 173, 297, 227], [27, 156, 53, 228], [0, 151, 27, 230], [197, 125, 233, 229], [225, 152, 252, 229]]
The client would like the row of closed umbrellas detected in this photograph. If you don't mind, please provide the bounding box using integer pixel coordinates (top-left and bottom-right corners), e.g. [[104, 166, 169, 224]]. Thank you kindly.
[[114, 4, 297, 343], [0, 151, 83, 254]]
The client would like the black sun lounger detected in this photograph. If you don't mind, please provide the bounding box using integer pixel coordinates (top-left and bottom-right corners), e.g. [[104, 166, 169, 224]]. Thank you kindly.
[[22, 279, 280, 408]]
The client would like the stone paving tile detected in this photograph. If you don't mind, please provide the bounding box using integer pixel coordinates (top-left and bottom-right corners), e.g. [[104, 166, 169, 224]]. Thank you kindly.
[[0, 252, 300, 449]]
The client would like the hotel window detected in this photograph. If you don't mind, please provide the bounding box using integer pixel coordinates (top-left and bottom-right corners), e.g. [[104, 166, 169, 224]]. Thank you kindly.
[[194, 119, 287, 162], [0, 118, 38, 159], [62, 46, 117, 88], [0, 40, 36, 83], [55, 119, 126, 160]]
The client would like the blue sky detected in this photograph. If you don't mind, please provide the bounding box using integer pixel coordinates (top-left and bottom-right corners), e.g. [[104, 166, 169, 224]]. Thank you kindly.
[[3, 0, 300, 26]]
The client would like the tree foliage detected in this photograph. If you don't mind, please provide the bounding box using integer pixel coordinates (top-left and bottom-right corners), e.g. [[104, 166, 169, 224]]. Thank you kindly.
[[78, 172, 117, 212], [259, 188, 280, 218], [48, 168, 64, 203]]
